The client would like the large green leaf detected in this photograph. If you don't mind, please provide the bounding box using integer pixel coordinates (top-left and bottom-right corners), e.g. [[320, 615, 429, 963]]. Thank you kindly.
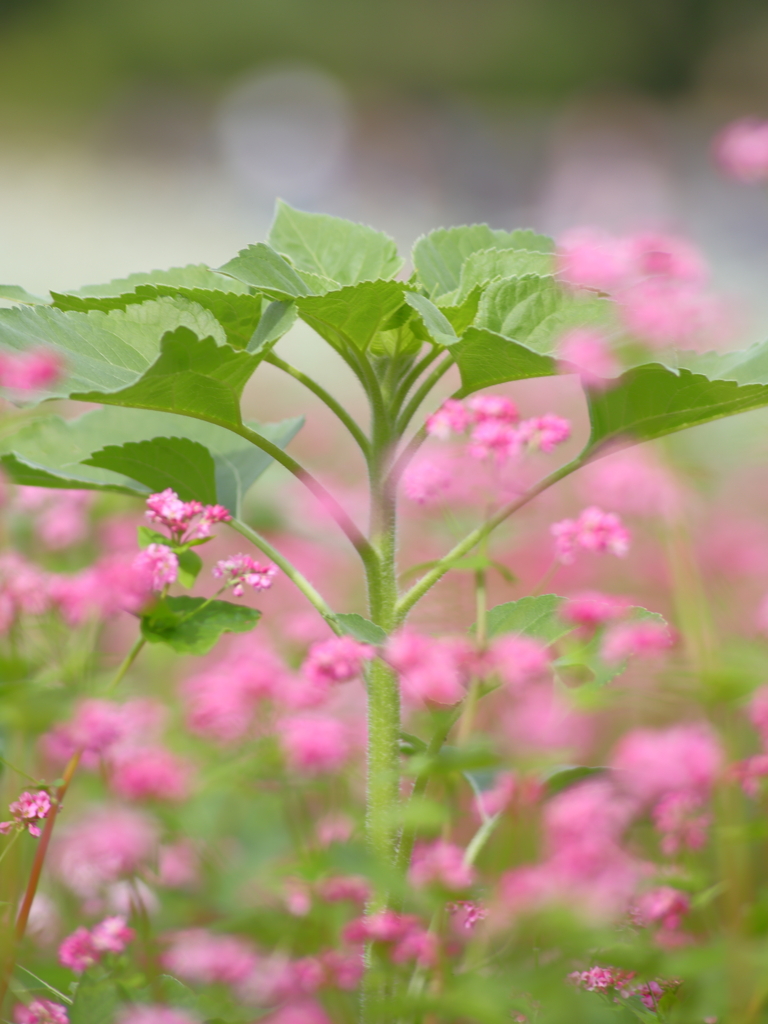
[[0, 298, 227, 403], [453, 327, 555, 392], [73, 327, 259, 429], [444, 246, 555, 305], [248, 299, 297, 353], [84, 436, 217, 504], [268, 200, 402, 286], [217, 242, 322, 297], [404, 292, 458, 347], [296, 280, 407, 351], [412, 224, 553, 297], [66, 263, 249, 298], [69, 973, 118, 1024], [0, 285, 50, 305], [485, 594, 574, 645], [53, 285, 265, 351], [0, 407, 302, 515], [141, 595, 261, 654]]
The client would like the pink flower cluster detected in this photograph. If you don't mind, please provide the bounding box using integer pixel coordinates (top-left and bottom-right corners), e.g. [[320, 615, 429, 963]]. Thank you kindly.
[[0, 347, 63, 392], [213, 553, 278, 596], [550, 506, 630, 564], [145, 488, 231, 543], [569, 965, 680, 1010], [117, 1010, 198, 1024], [732, 685, 768, 797], [345, 912, 438, 968], [557, 327, 619, 389], [713, 117, 768, 182], [563, 590, 672, 663], [133, 543, 178, 591], [58, 916, 134, 972], [409, 841, 476, 891], [426, 395, 570, 465], [13, 1000, 69, 1024], [43, 698, 191, 802], [0, 790, 51, 837], [557, 227, 727, 350], [13, 487, 95, 550]]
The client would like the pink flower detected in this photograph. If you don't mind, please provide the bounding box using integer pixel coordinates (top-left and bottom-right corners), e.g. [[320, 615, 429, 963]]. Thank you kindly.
[[467, 395, 519, 425], [91, 915, 134, 953], [133, 544, 178, 591], [626, 231, 708, 284], [321, 949, 364, 990], [117, 1008, 199, 1024], [278, 715, 350, 774], [0, 347, 63, 392], [503, 688, 591, 755], [13, 1000, 69, 1024], [562, 591, 630, 630], [109, 747, 192, 802], [303, 635, 375, 685], [317, 876, 370, 904], [490, 635, 550, 690], [447, 900, 488, 931], [551, 506, 630, 564], [58, 927, 98, 973], [556, 227, 631, 292], [749, 685, 768, 744], [409, 841, 476, 891], [652, 791, 711, 855], [557, 328, 620, 388], [619, 278, 725, 350], [515, 414, 571, 453], [579, 446, 682, 518], [385, 630, 466, 705], [145, 489, 231, 544], [0, 790, 51, 837], [634, 886, 690, 931], [402, 453, 454, 505], [467, 419, 520, 463], [212, 553, 277, 596], [426, 398, 471, 438], [601, 620, 672, 663], [731, 754, 768, 797], [15, 488, 94, 550], [260, 1002, 331, 1024], [713, 117, 768, 182], [474, 772, 517, 818], [611, 725, 723, 806], [344, 911, 421, 944], [568, 966, 636, 992], [161, 928, 258, 986], [391, 928, 439, 968]]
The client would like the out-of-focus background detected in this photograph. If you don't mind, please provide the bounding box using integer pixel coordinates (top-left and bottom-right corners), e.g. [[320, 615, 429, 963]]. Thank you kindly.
[[1, 0, 768, 328]]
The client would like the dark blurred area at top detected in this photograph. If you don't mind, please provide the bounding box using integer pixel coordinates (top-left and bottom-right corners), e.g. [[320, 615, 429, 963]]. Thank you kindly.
[[1, 0, 766, 131]]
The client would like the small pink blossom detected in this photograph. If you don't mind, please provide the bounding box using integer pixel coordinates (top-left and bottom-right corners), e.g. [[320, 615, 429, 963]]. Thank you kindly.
[[303, 635, 375, 686], [611, 725, 722, 806], [212, 553, 277, 596], [261, 1002, 331, 1024], [713, 117, 768, 182], [409, 841, 476, 891], [503, 688, 591, 755], [732, 754, 768, 797], [162, 929, 258, 987], [467, 394, 519, 425], [426, 398, 471, 438], [317, 875, 370, 903], [157, 841, 199, 888], [133, 543, 178, 592], [145, 489, 231, 544], [557, 328, 620, 388], [601, 620, 672, 663], [0, 790, 52, 837], [749, 685, 768, 744], [619, 278, 726, 350], [278, 715, 350, 774], [13, 1000, 69, 1024], [551, 506, 630, 564], [568, 965, 636, 992], [556, 227, 631, 292], [91, 915, 135, 953], [562, 591, 630, 630], [58, 927, 99, 973], [402, 453, 454, 505], [117, 1008, 199, 1024], [0, 347, 64, 392], [321, 949, 364, 990], [515, 414, 571, 453], [391, 928, 439, 967], [626, 231, 708, 284], [109, 746, 192, 802], [344, 911, 421, 944], [634, 887, 690, 932], [447, 900, 488, 931], [652, 791, 711, 855], [490, 635, 550, 690], [467, 419, 520, 464], [385, 630, 466, 705]]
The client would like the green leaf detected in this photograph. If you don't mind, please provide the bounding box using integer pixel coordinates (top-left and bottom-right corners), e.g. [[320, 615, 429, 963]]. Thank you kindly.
[[474, 274, 564, 348], [404, 292, 458, 347], [248, 299, 297, 353], [0, 408, 302, 516], [406, 740, 502, 777], [543, 764, 607, 797], [412, 224, 553, 297], [177, 549, 204, 589], [296, 280, 407, 351], [453, 327, 555, 393], [141, 595, 260, 654], [0, 285, 50, 305], [65, 263, 249, 298], [73, 327, 260, 429], [217, 242, 318, 297], [268, 200, 402, 286], [447, 246, 555, 304], [135, 287, 263, 350], [69, 973, 118, 1024], [84, 436, 217, 504], [485, 594, 575, 645], [336, 612, 387, 645]]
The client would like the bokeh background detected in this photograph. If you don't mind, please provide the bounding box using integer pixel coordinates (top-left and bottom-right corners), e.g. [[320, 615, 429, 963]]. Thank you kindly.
[[1, 0, 768, 330]]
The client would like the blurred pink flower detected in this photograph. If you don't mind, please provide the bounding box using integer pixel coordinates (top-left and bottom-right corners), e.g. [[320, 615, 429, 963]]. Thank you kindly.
[[557, 328, 620, 388], [562, 591, 630, 630], [109, 746, 192, 802], [13, 1000, 69, 1024], [611, 725, 722, 806], [117, 1008, 199, 1024], [475, 772, 517, 818], [261, 1002, 331, 1024], [303, 635, 375, 685], [713, 117, 768, 182], [426, 398, 471, 438], [91, 916, 134, 953], [551, 506, 630, 564], [601, 620, 672, 663], [212, 553, 277, 596], [15, 487, 94, 550], [58, 927, 98, 973], [0, 347, 63, 392], [515, 414, 571, 453], [503, 688, 591, 755], [556, 227, 630, 292], [619, 278, 726, 350], [626, 231, 708, 284], [579, 447, 682, 518], [634, 886, 690, 931], [390, 928, 439, 968], [133, 544, 178, 591], [409, 841, 476, 891], [156, 841, 199, 889], [490, 635, 550, 690], [278, 715, 350, 774], [652, 791, 711, 855], [385, 630, 466, 705], [161, 928, 258, 986]]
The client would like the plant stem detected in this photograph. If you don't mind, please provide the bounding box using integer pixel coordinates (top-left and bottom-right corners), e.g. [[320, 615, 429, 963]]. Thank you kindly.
[[230, 519, 341, 633], [455, 547, 488, 746], [395, 457, 583, 622], [395, 356, 455, 434], [264, 352, 371, 458], [463, 813, 501, 867], [393, 348, 441, 409]]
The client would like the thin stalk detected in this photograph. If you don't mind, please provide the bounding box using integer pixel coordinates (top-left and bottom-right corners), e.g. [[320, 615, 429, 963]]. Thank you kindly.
[[0, 830, 21, 869], [264, 352, 371, 458], [396, 457, 584, 622], [395, 356, 455, 435], [455, 546, 488, 746], [104, 636, 145, 695], [393, 348, 441, 410], [463, 812, 501, 867], [230, 519, 340, 633], [237, 424, 377, 570]]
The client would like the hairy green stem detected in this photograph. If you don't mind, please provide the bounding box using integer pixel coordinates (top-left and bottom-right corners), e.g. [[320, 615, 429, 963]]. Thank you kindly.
[[230, 519, 341, 633], [393, 348, 441, 410], [264, 352, 371, 458], [395, 355, 455, 434], [395, 457, 583, 623]]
